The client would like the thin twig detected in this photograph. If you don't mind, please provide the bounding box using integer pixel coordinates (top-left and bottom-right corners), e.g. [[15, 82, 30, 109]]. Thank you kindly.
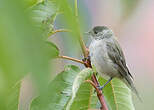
[[85, 79, 108, 110], [74, 1, 108, 110], [52, 29, 71, 35], [84, 58, 108, 110], [48, 29, 71, 37], [85, 80, 101, 95], [75, 0, 78, 17], [74, 0, 88, 58], [58, 55, 84, 64], [79, 34, 89, 58]]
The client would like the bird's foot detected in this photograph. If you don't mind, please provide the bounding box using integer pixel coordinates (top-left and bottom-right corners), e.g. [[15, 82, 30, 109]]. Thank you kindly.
[[95, 77, 113, 92], [82, 56, 91, 66], [82, 56, 90, 62], [87, 55, 90, 60], [94, 86, 104, 93], [97, 85, 105, 90], [94, 84, 104, 93]]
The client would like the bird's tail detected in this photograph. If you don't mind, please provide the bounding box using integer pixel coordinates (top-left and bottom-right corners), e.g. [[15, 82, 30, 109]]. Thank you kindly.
[[123, 75, 142, 102]]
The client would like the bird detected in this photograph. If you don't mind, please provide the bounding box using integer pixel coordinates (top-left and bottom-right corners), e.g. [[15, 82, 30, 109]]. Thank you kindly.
[[88, 26, 141, 100]]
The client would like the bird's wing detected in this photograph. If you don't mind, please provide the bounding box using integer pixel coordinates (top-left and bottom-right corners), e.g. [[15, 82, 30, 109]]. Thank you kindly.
[[106, 40, 142, 101], [106, 40, 133, 79]]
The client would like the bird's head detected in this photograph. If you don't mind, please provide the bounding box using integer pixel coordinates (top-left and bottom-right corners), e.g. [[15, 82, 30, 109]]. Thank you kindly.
[[86, 26, 113, 39]]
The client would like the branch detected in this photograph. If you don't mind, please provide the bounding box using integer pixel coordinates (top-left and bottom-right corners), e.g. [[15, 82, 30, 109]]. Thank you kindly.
[[48, 29, 71, 37], [51, 29, 71, 35], [74, 1, 108, 110], [85, 80, 101, 95], [74, 0, 88, 58], [75, 0, 78, 17], [58, 55, 84, 64], [85, 80, 108, 110], [79, 34, 89, 58], [84, 58, 108, 110]]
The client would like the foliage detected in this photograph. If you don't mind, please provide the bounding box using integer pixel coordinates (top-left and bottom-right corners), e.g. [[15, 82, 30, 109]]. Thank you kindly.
[[0, 0, 137, 110], [31, 66, 93, 110], [99, 77, 135, 110]]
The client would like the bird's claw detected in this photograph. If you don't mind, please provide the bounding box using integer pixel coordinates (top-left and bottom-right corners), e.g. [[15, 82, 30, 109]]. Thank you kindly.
[[82, 56, 90, 62], [97, 86, 105, 90], [94, 86, 104, 93]]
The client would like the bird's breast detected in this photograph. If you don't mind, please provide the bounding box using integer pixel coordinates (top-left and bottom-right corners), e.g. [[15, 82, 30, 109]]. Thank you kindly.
[[89, 39, 118, 79]]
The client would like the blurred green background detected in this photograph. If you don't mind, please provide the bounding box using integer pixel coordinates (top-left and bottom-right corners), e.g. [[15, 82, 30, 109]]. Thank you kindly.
[[0, 0, 153, 110]]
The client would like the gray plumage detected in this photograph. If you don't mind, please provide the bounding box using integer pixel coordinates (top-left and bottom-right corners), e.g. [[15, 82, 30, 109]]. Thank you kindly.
[[88, 26, 141, 100]]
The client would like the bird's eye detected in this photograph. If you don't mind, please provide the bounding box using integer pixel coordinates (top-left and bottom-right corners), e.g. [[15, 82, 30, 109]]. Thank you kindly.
[[94, 30, 98, 34]]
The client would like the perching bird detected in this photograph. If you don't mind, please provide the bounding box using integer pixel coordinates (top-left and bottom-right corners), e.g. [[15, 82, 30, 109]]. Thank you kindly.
[[88, 26, 141, 100]]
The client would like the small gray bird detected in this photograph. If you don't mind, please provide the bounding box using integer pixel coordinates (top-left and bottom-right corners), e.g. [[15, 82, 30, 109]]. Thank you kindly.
[[88, 26, 141, 100]]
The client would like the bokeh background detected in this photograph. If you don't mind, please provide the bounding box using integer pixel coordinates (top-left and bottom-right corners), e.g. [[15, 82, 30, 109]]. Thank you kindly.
[[19, 0, 154, 109], [82, 0, 154, 109]]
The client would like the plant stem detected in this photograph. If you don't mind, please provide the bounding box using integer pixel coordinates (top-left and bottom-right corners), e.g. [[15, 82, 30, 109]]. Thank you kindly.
[[85, 79, 108, 110], [85, 80, 101, 94], [49, 29, 71, 37], [74, 0, 88, 58], [74, 1, 108, 110], [53, 29, 71, 34], [84, 58, 108, 110], [75, 0, 78, 17], [58, 55, 84, 64], [79, 34, 89, 58]]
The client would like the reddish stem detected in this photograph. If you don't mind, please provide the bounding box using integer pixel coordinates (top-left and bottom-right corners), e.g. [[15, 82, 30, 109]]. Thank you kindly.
[[83, 57, 108, 110], [74, 1, 108, 109]]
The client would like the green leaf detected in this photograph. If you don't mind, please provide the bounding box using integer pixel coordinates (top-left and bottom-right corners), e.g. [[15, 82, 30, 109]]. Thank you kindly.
[[69, 83, 94, 110], [66, 68, 93, 110], [99, 77, 135, 110], [0, 0, 51, 109], [0, 79, 21, 110], [23, 0, 41, 8], [30, 65, 80, 110], [30, 66, 94, 110], [46, 41, 59, 58], [30, 0, 58, 38], [89, 91, 99, 109], [6, 82, 21, 110]]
